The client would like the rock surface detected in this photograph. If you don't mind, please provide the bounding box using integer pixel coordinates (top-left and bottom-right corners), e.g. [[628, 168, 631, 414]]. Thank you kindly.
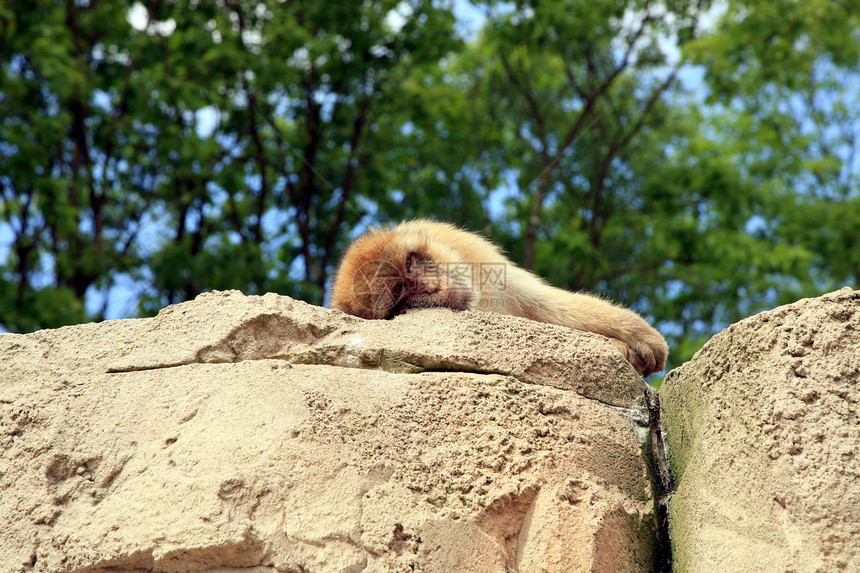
[[0, 290, 657, 573], [661, 287, 860, 572]]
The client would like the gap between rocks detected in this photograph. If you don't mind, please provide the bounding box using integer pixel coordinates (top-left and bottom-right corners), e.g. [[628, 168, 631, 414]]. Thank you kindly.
[[646, 388, 675, 573]]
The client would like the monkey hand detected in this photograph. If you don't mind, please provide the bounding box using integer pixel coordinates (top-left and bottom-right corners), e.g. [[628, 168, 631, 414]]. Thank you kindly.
[[607, 329, 668, 377]]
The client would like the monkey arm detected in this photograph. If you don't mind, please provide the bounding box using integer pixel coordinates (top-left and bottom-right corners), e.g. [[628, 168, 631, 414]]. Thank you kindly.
[[486, 266, 668, 377]]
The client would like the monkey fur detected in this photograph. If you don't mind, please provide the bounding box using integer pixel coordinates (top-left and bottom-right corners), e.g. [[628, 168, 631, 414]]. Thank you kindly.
[[330, 219, 668, 376]]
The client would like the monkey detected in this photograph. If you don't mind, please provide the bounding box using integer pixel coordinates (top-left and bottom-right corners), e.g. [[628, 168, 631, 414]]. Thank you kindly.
[[330, 219, 668, 376]]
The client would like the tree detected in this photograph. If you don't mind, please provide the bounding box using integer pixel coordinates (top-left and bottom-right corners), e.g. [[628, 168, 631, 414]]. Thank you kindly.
[[1, 0, 153, 330], [686, 0, 860, 298], [471, 0, 714, 270], [1, 0, 461, 328], [131, 0, 462, 311]]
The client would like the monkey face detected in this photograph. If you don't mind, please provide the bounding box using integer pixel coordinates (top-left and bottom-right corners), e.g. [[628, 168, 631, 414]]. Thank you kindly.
[[401, 251, 473, 312]]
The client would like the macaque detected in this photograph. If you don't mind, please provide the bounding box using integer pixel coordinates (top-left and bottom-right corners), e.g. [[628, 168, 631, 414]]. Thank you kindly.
[[330, 220, 668, 376]]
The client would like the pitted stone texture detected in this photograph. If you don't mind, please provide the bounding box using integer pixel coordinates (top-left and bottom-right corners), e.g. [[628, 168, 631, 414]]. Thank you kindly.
[[99, 290, 645, 409], [0, 291, 656, 573], [661, 287, 860, 573]]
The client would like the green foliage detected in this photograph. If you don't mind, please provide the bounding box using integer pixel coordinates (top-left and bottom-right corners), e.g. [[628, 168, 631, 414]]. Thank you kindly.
[[1, 0, 858, 381]]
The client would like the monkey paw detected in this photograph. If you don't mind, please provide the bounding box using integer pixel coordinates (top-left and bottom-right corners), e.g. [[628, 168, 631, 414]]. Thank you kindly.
[[609, 335, 668, 377]]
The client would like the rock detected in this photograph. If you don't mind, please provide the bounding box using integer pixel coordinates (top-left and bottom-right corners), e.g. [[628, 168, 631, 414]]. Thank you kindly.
[[661, 287, 860, 572], [0, 290, 657, 573]]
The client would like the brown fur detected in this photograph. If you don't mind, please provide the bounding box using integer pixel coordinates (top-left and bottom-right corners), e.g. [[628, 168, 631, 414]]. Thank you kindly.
[[330, 220, 668, 376]]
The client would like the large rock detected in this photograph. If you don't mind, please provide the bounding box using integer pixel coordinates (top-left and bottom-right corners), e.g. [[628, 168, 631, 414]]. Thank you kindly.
[[661, 287, 860, 572], [0, 290, 658, 573]]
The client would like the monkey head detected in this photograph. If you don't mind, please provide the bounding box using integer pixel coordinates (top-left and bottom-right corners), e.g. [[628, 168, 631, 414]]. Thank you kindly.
[[330, 229, 473, 319]]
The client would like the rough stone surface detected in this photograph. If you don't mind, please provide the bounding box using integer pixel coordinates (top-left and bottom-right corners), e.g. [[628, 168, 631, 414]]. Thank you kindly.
[[0, 290, 657, 573], [661, 287, 860, 573]]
